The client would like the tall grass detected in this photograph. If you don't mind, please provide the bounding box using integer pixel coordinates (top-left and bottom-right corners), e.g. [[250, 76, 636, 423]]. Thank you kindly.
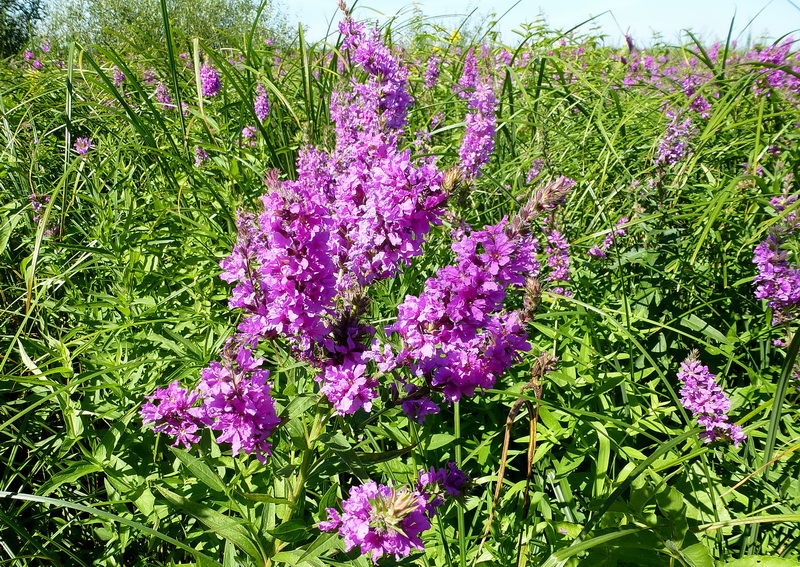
[[1, 6, 799, 566]]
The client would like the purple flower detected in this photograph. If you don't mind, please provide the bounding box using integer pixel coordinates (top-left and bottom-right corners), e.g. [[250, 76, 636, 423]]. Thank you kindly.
[[220, 195, 337, 351], [544, 225, 570, 287], [424, 55, 440, 88], [317, 351, 379, 415], [319, 481, 431, 563], [387, 219, 538, 402], [254, 84, 270, 122], [418, 462, 468, 509], [197, 344, 281, 462], [194, 145, 209, 166], [588, 217, 628, 258], [459, 81, 498, 178], [29, 193, 50, 213], [140, 381, 205, 449], [526, 158, 544, 183], [155, 82, 174, 110], [142, 68, 158, 86], [753, 234, 800, 324], [742, 162, 764, 176], [112, 67, 126, 88], [73, 137, 93, 155], [677, 351, 746, 447], [770, 193, 799, 231], [200, 63, 222, 97], [655, 108, 696, 166], [399, 383, 440, 424], [456, 47, 478, 98]]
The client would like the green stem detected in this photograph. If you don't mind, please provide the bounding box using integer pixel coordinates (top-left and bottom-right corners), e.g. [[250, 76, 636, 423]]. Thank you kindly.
[[271, 403, 329, 559], [455, 401, 467, 567]]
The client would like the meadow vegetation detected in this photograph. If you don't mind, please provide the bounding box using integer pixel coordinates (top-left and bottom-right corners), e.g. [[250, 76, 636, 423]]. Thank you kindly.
[[1, 2, 799, 565]]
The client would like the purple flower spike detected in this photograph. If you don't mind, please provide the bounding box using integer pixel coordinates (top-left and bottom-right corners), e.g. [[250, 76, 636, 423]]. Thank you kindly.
[[655, 108, 696, 166], [73, 137, 94, 155], [194, 145, 209, 166], [200, 63, 222, 97], [197, 345, 281, 462], [319, 481, 431, 563], [677, 351, 746, 447], [459, 81, 498, 178], [254, 84, 270, 122], [418, 462, 468, 510], [753, 234, 800, 324], [424, 55, 440, 88], [388, 219, 538, 402], [140, 381, 205, 449]]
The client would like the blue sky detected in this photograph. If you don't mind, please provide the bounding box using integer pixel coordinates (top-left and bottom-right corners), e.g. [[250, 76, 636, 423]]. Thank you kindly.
[[285, 0, 800, 45]]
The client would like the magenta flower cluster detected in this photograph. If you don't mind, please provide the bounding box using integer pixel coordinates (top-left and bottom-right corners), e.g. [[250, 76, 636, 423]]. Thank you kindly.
[[655, 108, 696, 166], [73, 137, 93, 155], [140, 381, 204, 449], [254, 84, 270, 122], [456, 47, 478, 98], [753, 235, 800, 324], [676, 351, 746, 447], [319, 463, 466, 562], [200, 63, 222, 97], [588, 217, 628, 258], [417, 461, 468, 508], [459, 81, 498, 178], [753, 193, 800, 324], [213, 13, 445, 416], [453, 46, 499, 179], [386, 219, 538, 404], [141, 343, 280, 462]]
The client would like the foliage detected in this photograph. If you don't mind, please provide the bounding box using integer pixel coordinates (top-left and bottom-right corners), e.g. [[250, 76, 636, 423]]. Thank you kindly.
[[42, 0, 291, 48], [0, 0, 43, 56], [1, 4, 799, 567]]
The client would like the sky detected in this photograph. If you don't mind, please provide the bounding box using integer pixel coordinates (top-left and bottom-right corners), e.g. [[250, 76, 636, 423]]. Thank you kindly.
[[285, 0, 800, 46]]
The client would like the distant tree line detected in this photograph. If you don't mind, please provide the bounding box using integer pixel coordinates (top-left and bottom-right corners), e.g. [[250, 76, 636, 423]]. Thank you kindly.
[[1, 0, 43, 56], [1, 0, 292, 56]]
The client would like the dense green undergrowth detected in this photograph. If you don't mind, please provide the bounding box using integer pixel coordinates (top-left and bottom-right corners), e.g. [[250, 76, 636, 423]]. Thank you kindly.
[[1, 4, 799, 566]]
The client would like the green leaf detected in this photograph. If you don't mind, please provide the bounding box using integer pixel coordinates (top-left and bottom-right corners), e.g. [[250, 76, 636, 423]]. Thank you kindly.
[[169, 447, 227, 493], [37, 462, 102, 497], [678, 542, 715, 567], [427, 433, 456, 450], [724, 557, 800, 567], [540, 528, 645, 567], [0, 491, 221, 566], [268, 519, 308, 543], [236, 491, 295, 507], [0, 209, 20, 256], [318, 432, 351, 451], [156, 486, 263, 560]]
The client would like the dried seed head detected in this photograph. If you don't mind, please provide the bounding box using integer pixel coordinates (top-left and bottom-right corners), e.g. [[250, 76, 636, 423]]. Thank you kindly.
[[522, 277, 542, 321], [442, 167, 464, 196]]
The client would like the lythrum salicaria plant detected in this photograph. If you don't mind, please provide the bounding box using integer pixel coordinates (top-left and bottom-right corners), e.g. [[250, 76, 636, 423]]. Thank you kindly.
[[139, 4, 571, 563]]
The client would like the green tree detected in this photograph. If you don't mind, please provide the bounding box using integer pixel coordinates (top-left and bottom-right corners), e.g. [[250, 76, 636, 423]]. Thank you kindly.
[[0, 0, 43, 57], [43, 0, 291, 49]]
